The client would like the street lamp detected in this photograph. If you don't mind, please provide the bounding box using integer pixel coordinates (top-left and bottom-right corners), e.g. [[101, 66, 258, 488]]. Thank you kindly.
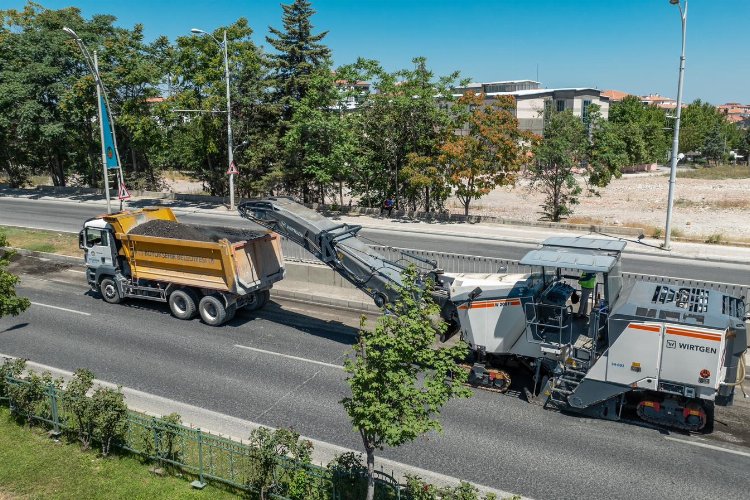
[[663, 0, 688, 250], [63, 26, 123, 213], [191, 28, 236, 211]]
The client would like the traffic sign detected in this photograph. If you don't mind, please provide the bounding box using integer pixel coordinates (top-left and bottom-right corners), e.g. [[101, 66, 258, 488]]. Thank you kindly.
[[227, 161, 239, 175], [117, 183, 131, 200]]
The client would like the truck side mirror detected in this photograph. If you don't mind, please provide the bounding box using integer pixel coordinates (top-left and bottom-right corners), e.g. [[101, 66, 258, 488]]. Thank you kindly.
[[468, 287, 482, 301], [78, 230, 85, 250]]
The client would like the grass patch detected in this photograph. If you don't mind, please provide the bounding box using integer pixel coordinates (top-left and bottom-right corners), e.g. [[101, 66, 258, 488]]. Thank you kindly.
[[0, 407, 234, 500], [0, 226, 80, 257], [677, 164, 750, 180]]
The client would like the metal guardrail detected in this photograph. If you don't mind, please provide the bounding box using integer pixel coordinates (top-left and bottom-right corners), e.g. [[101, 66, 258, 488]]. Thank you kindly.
[[281, 238, 750, 303], [1, 375, 403, 499]]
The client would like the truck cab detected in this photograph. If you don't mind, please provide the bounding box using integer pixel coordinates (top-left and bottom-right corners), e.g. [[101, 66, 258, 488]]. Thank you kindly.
[[80, 218, 118, 285]]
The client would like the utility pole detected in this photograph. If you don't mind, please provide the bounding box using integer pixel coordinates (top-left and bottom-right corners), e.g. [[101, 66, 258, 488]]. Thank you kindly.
[[93, 51, 112, 213], [664, 0, 688, 250]]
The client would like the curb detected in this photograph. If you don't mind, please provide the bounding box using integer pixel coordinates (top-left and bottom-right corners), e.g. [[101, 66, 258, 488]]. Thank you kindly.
[[271, 287, 378, 314]]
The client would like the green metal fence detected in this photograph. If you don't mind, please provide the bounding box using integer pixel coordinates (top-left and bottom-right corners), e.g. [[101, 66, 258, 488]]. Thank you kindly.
[[0, 376, 403, 499]]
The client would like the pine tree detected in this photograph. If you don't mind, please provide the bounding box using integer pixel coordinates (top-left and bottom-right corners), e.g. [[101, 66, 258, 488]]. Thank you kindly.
[[266, 0, 330, 117]]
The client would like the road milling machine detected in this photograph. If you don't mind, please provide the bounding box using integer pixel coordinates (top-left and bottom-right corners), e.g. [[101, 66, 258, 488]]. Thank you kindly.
[[239, 197, 748, 432]]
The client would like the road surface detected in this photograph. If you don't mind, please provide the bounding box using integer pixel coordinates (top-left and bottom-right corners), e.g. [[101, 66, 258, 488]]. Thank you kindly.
[[1, 261, 748, 500], [1, 195, 748, 286]]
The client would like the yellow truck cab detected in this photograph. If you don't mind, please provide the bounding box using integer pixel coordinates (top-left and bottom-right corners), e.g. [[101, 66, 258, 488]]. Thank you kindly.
[[80, 207, 284, 326]]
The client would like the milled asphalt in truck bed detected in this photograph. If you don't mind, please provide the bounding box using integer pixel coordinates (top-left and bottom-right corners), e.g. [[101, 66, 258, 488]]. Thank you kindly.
[[1, 271, 748, 500]]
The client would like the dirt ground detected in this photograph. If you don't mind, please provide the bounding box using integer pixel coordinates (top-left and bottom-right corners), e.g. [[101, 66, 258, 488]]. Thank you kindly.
[[444, 170, 750, 241]]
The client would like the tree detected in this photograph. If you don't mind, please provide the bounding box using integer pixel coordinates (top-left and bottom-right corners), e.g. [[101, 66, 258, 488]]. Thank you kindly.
[[608, 95, 669, 165], [266, 0, 330, 118], [528, 110, 588, 221], [440, 92, 535, 215], [702, 125, 725, 165], [342, 266, 471, 500], [168, 18, 264, 196], [679, 99, 729, 155], [281, 68, 357, 204], [529, 108, 626, 221], [0, 232, 31, 318], [353, 57, 460, 211]]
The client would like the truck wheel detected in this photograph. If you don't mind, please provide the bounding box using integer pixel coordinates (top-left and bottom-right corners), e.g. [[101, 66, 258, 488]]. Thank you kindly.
[[169, 289, 197, 320], [257, 289, 270, 308], [198, 295, 227, 326], [243, 290, 268, 312], [99, 278, 123, 304]]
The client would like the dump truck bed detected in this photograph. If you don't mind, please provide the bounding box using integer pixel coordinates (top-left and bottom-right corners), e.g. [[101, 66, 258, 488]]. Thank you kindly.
[[104, 207, 284, 294]]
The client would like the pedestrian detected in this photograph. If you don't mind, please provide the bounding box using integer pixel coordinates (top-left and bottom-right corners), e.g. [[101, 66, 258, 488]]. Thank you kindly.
[[576, 271, 597, 319], [382, 197, 394, 217]]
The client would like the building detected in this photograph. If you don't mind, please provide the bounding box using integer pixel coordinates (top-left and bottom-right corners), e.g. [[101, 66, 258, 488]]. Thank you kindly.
[[640, 93, 678, 109], [454, 80, 542, 94], [717, 103, 750, 127], [333, 79, 371, 111], [453, 81, 610, 136], [601, 89, 631, 102]]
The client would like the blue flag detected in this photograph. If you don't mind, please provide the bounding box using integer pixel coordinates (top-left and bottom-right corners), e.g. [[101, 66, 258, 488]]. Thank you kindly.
[[100, 95, 119, 169]]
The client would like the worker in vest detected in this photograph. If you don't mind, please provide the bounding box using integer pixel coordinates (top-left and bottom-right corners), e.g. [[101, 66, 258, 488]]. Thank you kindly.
[[576, 271, 597, 319]]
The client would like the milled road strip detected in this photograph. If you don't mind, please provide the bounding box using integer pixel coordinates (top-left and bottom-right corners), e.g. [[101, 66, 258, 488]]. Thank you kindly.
[[0, 354, 528, 499], [234, 344, 345, 370], [663, 436, 750, 458], [30, 302, 90, 316]]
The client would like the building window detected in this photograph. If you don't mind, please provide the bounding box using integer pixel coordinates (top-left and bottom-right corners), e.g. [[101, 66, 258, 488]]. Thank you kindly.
[[582, 100, 592, 123], [556, 100, 566, 112]]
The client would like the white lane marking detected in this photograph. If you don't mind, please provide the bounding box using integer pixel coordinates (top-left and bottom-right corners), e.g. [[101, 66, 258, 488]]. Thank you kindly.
[[664, 436, 750, 458], [64, 269, 85, 274], [234, 344, 343, 370], [30, 302, 90, 316]]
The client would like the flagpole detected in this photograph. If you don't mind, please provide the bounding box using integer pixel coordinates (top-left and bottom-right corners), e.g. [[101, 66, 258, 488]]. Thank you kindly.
[[93, 51, 112, 214]]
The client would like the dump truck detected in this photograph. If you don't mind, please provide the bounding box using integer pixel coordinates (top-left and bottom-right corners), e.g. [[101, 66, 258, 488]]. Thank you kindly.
[[239, 197, 748, 432], [80, 207, 284, 326]]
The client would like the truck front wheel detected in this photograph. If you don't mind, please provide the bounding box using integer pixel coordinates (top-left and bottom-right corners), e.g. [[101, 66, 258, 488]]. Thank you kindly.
[[100, 278, 123, 304], [198, 295, 227, 326], [169, 289, 198, 320]]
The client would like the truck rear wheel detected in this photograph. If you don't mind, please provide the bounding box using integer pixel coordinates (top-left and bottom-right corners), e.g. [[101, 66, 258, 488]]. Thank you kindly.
[[243, 290, 270, 312], [169, 289, 197, 320], [100, 278, 123, 304], [198, 295, 227, 326]]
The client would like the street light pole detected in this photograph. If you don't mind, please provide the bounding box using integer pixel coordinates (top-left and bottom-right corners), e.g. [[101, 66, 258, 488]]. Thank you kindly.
[[664, 0, 688, 250], [192, 28, 235, 211], [93, 51, 112, 214]]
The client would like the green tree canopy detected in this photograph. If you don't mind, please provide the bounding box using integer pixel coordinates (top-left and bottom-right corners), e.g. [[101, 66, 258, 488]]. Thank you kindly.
[[342, 266, 471, 500]]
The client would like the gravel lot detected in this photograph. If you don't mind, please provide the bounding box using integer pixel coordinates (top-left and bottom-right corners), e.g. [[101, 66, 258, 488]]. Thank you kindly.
[[447, 170, 750, 241]]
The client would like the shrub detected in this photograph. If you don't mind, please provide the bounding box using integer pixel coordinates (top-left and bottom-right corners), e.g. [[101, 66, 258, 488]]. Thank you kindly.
[[0, 358, 26, 397], [7, 370, 62, 426], [91, 386, 129, 457], [705, 233, 723, 244], [62, 368, 95, 450], [247, 427, 313, 500]]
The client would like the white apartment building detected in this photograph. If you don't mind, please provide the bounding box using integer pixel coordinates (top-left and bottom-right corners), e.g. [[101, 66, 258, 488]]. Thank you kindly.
[[453, 81, 610, 136]]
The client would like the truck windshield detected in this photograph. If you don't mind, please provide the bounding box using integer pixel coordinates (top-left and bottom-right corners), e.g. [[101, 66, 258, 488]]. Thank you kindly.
[[85, 228, 107, 248]]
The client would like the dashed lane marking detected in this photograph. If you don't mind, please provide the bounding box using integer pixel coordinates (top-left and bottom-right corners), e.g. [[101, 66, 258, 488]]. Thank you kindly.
[[664, 436, 750, 458], [30, 302, 90, 316], [234, 344, 343, 370]]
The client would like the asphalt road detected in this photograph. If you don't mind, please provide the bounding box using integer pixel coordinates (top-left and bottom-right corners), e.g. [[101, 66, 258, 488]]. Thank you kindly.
[[1, 195, 749, 286], [1, 264, 748, 500]]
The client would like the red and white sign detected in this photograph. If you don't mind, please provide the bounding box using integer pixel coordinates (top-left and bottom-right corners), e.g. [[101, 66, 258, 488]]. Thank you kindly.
[[117, 183, 131, 200], [226, 161, 239, 175]]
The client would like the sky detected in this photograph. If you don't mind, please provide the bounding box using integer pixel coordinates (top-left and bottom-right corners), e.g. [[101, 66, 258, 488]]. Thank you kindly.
[[5, 0, 749, 104]]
